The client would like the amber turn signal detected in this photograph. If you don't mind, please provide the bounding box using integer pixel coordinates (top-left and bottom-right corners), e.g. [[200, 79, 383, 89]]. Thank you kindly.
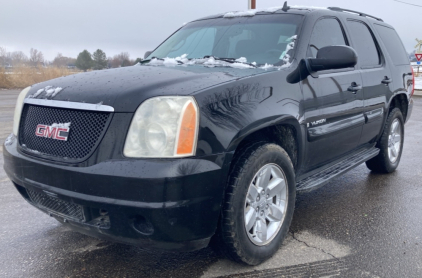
[[176, 101, 198, 156]]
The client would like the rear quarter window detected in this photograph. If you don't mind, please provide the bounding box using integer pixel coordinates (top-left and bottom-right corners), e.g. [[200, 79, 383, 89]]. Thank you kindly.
[[346, 20, 380, 68], [374, 24, 409, 66]]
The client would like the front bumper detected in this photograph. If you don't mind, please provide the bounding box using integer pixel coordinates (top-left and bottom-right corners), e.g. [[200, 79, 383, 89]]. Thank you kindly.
[[3, 137, 229, 251]]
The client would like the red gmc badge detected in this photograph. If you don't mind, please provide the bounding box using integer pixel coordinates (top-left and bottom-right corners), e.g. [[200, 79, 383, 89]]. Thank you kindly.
[[35, 123, 71, 141]]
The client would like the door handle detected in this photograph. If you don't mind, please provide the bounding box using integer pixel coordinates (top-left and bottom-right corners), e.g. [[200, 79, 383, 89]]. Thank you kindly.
[[382, 77, 392, 84], [348, 82, 362, 93]]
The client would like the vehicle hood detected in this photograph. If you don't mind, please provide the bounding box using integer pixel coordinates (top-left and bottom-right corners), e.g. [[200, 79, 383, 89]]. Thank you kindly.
[[26, 65, 269, 112]]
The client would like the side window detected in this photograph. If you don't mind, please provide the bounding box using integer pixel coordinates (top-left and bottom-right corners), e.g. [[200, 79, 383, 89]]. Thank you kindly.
[[308, 18, 347, 58], [374, 24, 409, 66], [346, 20, 380, 68]]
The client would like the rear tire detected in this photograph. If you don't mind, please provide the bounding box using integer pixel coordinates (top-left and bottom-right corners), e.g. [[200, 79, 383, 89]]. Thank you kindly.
[[213, 142, 296, 265], [366, 108, 404, 173]]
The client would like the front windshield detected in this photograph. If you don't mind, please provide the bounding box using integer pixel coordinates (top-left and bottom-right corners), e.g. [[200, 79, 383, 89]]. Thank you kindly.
[[147, 14, 303, 66]]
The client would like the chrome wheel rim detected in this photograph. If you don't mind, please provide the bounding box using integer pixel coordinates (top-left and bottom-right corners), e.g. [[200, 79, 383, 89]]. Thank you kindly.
[[388, 118, 402, 163], [244, 164, 288, 246]]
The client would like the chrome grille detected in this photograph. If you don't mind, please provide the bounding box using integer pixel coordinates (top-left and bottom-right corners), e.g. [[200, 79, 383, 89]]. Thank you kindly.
[[19, 104, 111, 161]]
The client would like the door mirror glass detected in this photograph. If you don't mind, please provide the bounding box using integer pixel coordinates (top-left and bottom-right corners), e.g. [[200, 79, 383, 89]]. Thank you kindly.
[[144, 51, 153, 59], [307, 45, 357, 72]]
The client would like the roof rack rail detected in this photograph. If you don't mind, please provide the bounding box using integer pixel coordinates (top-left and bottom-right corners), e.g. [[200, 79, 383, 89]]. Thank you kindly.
[[327, 7, 383, 22]]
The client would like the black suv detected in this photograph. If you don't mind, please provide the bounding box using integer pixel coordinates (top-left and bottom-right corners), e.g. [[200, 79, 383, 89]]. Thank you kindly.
[[3, 4, 414, 265]]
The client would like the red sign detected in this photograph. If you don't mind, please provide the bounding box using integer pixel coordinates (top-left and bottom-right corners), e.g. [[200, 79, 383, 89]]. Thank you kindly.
[[415, 53, 422, 61]]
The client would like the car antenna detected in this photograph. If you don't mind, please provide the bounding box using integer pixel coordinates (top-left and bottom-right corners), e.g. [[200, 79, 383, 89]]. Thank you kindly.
[[281, 1, 290, 12]]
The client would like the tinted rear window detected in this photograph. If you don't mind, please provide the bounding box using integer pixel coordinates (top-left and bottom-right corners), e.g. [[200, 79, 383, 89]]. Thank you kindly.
[[347, 20, 380, 68], [374, 24, 409, 65]]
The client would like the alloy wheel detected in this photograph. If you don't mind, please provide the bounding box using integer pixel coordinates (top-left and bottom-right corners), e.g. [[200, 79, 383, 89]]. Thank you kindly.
[[244, 164, 288, 246]]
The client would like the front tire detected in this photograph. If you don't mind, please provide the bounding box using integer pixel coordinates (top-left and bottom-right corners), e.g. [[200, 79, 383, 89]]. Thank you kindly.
[[214, 142, 296, 265], [366, 108, 404, 173]]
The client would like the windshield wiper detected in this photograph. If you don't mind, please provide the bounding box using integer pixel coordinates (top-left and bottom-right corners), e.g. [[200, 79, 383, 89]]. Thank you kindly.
[[203, 56, 257, 68], [142, 57, 185, 65]]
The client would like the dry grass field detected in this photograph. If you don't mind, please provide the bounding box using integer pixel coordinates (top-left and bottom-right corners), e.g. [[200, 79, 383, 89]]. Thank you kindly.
[[0, 67, 80, 89]]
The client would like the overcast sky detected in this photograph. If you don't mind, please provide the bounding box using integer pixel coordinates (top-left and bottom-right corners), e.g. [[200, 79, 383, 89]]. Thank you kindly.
[[0, 0, 419, 61]]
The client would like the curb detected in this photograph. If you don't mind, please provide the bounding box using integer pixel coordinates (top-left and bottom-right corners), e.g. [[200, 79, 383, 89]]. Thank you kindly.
[[414, 90, 422, 97]]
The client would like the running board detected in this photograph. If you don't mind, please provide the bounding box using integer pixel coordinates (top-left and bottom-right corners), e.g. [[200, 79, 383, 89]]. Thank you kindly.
[[296, 147, 380, 193]]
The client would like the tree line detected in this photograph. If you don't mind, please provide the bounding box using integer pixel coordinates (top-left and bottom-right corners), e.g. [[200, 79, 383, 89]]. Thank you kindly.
[[0, 46, 143, 70]]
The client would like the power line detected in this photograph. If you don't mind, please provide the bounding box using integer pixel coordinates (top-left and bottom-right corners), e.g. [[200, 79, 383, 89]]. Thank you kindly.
[[394, 0, 422, 7]]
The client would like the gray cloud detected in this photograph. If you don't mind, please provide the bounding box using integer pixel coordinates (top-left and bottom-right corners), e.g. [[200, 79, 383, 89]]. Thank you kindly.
[[0, 0, 418, 60]]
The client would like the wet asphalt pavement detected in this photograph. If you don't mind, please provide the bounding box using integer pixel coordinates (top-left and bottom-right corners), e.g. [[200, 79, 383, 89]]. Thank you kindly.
[[0, 89, 421, 278]]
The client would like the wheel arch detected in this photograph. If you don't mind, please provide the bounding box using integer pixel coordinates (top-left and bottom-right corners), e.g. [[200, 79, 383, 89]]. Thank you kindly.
[[226, 115, 304, 174], [388, 93, 409, 121]]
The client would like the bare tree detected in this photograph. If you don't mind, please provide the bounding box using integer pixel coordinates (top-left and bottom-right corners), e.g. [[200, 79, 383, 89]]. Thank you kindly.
[[52, 53, 76, 68], [0, 46, 7, 66], [29, 48, 44, 67], [10, 51, 28, 66], [109, 52, 131, 68]]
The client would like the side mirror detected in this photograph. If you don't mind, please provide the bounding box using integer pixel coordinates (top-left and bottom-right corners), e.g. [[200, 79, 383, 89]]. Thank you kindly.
[[307, 45, 357, 73], [287, 45, 357, 84], [144, 51, 153, 59]]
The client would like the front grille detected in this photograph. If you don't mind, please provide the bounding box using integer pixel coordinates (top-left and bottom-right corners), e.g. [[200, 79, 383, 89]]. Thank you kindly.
[[19, 104, 111, 161], [27, 188, 85, 222]]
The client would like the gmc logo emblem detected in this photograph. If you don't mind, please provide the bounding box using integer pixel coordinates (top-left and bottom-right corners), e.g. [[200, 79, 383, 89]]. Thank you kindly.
[[35, 124, 70, 141]]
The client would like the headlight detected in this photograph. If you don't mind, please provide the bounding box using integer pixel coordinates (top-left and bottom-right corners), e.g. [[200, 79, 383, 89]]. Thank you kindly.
[[124, 96, 199, 158], [13, 86, 31, 136]]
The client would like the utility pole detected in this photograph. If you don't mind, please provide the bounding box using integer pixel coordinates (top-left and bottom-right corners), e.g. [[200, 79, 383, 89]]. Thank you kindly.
[[248, 0, 256, 9]]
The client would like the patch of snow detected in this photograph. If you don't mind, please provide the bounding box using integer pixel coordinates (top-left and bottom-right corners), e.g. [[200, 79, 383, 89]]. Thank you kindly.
[[32, 89, 44, 98], [163, 58, 179, 66], [287, 35, 297, 41], [148, 55, 255, 69], [279, 61, 292, 69], [45, 88, 55, 97], [260, 63, 274, 70], [203, 57, 222, 66], [203, 57, 254, 69], [148, 54, 190, 66], [5, 133, 15, 146], [229, 62, 254, 69], [51, 122, 71, 128], [51, 87, 63, 98], [21, 144, 40, 154], [235, 57, 248, 63], [280, 36, 297, 61], [282, 54, 291, 64], [223, 10, 257, 18], [31, 85, 63, 98], [222, 5, 326, 18]]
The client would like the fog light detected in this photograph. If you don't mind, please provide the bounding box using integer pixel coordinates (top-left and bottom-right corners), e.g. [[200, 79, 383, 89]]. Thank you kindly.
[[99, 208, 109, 216], [133, 216, 154, 236]]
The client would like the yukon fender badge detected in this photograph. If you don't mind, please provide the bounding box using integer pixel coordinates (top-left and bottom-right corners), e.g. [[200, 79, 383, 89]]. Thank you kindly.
[[308, 119, 327, 127]]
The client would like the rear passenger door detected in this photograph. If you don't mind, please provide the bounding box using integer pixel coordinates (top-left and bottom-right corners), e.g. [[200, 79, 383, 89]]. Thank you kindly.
[[302, 17, 364, 170], [345, 19, 392, 145]]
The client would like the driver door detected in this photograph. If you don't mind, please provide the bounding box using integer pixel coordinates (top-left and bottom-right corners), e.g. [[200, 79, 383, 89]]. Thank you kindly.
[[302, 17, 365, 170]]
